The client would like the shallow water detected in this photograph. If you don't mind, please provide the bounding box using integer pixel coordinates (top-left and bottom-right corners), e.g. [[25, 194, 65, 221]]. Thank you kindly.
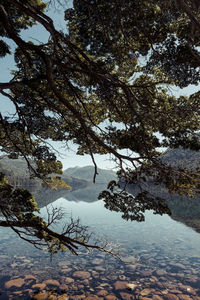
[[0, 198, 200, 299]]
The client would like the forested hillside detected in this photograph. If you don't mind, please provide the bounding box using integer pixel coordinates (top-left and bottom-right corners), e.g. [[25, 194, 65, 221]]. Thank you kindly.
[[64, 166, 116, 202], [162, 147, 200, 170], [0, 156, 88, 207]]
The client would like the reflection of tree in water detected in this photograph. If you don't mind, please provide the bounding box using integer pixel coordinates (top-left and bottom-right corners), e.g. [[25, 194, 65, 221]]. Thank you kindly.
[[99, 180, 171, 222], [168, 195, 200, 233], [0, 173, 116, 257]]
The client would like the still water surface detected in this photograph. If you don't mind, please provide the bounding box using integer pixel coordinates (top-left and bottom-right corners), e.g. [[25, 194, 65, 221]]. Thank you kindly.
[[0, 198, 200, 299]]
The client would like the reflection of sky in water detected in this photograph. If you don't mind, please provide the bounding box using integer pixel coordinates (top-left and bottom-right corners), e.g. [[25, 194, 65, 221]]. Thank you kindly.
[[41, 198, 200, 257]]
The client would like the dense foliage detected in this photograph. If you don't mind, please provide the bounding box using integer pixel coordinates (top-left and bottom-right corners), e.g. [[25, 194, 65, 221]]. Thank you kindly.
[[1, 0, 200, 253]]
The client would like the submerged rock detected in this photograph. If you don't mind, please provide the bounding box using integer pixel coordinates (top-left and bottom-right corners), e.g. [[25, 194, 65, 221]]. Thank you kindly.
[[120, 292, 135, 299], [43, 279, 60, 287], [32, 283, 46, 290], [114, 280, 129, 290], [165, 294, 179, 300], [5, 277, 25, 289], [72, 271, 91, 279], [126, 283, 137, 291]]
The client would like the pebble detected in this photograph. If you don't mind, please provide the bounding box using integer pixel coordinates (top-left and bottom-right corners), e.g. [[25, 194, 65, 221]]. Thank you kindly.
[[91, 258, 104, 265], [85, 295, 100, 300], [178, 295, 193, 300], [120, 292, 134, 299], [5, 277, 25, 289], [140, 288, 155, 296], [32, 283, 46, 290], [152, 296, 164, 300], [43, 279, 60, 287], [105, 295, 118, 300], [32, 291, 48, 300], [57, 295, 69, 300], [114, 281, 129, 290], [139, 270, 153, 276], [155, 270, 167, 276], [165, 294, 179, 300], [65, 277, 74, 283], [72, 271, 91, 279], [97, 289, 108, 296], [126, 283, 137, 291]]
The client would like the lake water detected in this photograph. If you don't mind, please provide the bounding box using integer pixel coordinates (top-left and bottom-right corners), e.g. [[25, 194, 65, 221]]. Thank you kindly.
[[0, 198, 200, 299]]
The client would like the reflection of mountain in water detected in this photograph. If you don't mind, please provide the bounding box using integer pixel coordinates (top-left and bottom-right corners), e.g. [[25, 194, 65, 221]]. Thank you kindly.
[[161, 147, 200, 233], [168, 195, 200, 233], [0, 157, 116, 206], [131, 183, 200, 234]]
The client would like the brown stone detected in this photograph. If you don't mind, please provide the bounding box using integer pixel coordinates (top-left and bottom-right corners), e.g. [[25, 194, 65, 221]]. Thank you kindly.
[[57, 295, 69, 300], [178, 295, 193, 300], [61, 268, 72, 274], [13, 291, 23, 295], [155, 270, 167, 276], [169, 290, 182, 294], [85, 295, 100, 300], [24, 275, 37, 281], [153, 295, 164, 300], [165, 294, 179, 300], [32, 292, 48, 300], [5, 278, 25, 289], [120, 292, 134, 299], [43, 279, 60, 287], [114, 281, 128, 290], [97, 289, 108, 296], [140, 289, 154, 296], [73, 271, 91, 279], [47, 294, 57, 300], [60, 283, 68, 291], [65, 277, 74, 284], [126, 283, 137, 291], [82, 279, 90, 285], [105, 295, 118, 300], [32, 283, 46, 290], [69, 294, 85, 299]]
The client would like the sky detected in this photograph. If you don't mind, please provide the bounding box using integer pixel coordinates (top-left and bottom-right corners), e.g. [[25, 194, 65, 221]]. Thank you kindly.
[[0, 1, 199, 172]]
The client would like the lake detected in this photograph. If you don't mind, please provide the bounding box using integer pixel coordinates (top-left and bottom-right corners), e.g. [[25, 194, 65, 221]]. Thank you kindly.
[[0, 197, 200, 299]]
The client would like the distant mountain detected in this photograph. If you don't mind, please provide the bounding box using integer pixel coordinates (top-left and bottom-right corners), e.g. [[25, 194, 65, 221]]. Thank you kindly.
[[162, 147, 200, 170], [0, 156, 88, 207], [64, 165, 116, 183], [63, 166, 117, 202]]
